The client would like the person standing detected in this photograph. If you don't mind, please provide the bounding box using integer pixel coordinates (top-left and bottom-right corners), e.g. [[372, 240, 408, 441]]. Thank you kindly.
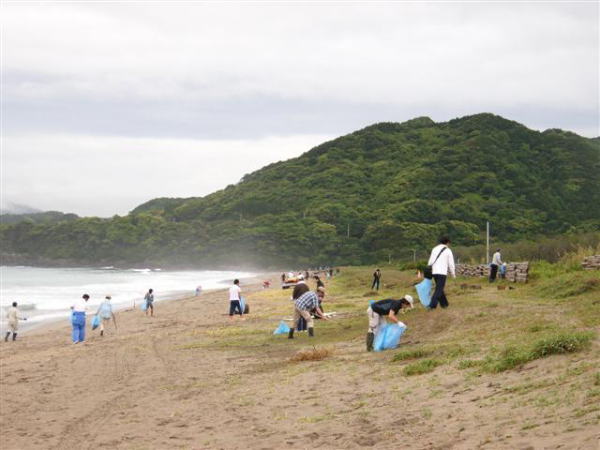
[[314, 275, 325, 290], [489, 249, 503, 282], [229, 279, 243, 318], [96, 295, 117, 337], [5, 302, 27, 342], [427, 237, 456, 309], [288, 289, 328, 339], [71, 294, 89, 343], [366, 295, 413, 351], [144, 289, 155, 317], [371, 269, 382, 290]]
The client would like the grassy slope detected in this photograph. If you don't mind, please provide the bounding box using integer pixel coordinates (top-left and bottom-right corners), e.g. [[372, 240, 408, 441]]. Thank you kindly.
[[180, 262, 599, 448]]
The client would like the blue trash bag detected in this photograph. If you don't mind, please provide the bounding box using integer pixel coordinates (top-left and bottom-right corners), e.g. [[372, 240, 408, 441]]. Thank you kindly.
[[415, 278, 433, 308], [239, 296, 246, 315], [140, 301, 148, 311], [91, 315, 101, 330], [373, 322, 407, 352], [273, 321, 290, 335]]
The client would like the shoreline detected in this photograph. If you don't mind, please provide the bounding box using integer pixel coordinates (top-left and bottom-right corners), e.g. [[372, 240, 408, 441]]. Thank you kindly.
[[2, 272, 264, 336]]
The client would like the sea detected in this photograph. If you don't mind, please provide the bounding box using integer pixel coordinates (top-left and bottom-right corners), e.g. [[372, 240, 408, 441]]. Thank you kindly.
[[0, 266, 254, 332]]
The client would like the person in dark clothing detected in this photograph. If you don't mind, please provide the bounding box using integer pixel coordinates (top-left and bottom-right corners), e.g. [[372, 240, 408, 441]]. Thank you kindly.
[[366, 295, 413, 351], [371, 269, 381, 290], [314, 276, 325, 289], [489, 249, 503, 282]]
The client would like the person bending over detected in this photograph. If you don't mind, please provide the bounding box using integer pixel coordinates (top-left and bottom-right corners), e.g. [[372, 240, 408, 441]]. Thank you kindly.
[[366, 295, 413, 352], [288, 289, 328, 339]]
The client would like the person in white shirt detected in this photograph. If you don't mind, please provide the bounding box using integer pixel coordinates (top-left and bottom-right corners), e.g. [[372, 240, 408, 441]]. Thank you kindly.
[[489, 249, 503, 282], [5, 302, 27, 342], [228, 279, 243, 318], [427, 237, 456, 309], [71, 294, 89, 343]]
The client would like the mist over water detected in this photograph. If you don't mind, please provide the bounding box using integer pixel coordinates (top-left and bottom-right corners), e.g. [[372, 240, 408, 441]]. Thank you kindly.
[[0, 266, 254, 329]]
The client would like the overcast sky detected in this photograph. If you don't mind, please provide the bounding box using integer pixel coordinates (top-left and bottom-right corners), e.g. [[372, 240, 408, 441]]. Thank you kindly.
[[1, 2, 598, 217]]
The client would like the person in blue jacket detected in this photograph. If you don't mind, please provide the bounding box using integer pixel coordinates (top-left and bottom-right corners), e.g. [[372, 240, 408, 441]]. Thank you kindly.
[[96, 295, 117, 337]]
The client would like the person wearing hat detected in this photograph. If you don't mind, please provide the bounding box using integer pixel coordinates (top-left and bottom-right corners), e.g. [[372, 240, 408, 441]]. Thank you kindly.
[[71, 294, 90, 343], [366, 295, 413, 352], [96, 295, 117, 337]]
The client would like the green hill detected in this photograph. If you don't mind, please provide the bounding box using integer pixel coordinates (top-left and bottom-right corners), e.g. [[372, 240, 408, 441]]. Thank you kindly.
[[0, 211, 79, 225], [2, 113, 599, 267]]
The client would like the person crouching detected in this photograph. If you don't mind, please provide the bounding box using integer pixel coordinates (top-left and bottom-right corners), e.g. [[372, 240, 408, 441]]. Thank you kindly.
[[288, 289, 328, 339], [366, 295, 413, 352]]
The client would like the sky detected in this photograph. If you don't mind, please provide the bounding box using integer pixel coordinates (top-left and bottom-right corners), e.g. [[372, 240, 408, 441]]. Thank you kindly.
[[1, 1, 598, 217]]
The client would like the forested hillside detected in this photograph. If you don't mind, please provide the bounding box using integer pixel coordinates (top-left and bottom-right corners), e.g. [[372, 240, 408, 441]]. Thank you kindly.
[[2, 113, 599, 267]]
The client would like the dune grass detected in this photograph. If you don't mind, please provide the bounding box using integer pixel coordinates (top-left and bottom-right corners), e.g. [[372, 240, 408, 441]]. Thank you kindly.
[[403, 359, 441, 376], [480, 331, 595, 373]]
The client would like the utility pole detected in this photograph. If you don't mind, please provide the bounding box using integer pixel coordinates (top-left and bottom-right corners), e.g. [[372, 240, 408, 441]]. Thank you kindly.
[[347, 223, 350, 238], [412, 249, 416, 262], [486, 221, 490, 263], [388, 253, 392, 264]]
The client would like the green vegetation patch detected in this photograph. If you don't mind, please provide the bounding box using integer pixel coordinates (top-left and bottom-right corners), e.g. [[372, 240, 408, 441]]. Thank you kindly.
[[403, 359, 441, 376], [530, 332, 594, 358], [392, 348, 434, 362], [481, 331, 594, 373]]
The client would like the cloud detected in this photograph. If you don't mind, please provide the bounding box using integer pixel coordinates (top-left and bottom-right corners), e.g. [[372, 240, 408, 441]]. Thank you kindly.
[[2, 3, 598, 128], [0, 3, 598, 216], [1, 133, 331, 216]]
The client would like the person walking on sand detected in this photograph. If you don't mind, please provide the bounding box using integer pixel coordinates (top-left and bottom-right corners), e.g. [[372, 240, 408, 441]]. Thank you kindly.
[[371, 269, 382, 290], [288, 289, 328, 339], [489, 249, 503, 283], [96, 295, 117, 337], [427, 237, 456, 309], [144, 289, 155, 317], [5, 302, 27, 342], [229, 279, 243, 318], [366, 295, 413, 351], [71, 294, 89, 343]]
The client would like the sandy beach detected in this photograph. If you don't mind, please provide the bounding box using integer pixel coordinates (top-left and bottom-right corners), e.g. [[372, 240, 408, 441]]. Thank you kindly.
[[0, 270, 598, 450]]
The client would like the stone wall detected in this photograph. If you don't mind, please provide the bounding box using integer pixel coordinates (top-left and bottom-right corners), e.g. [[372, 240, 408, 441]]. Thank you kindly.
[[582, 255, 600, 270], [456, 262, 530, 282]]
